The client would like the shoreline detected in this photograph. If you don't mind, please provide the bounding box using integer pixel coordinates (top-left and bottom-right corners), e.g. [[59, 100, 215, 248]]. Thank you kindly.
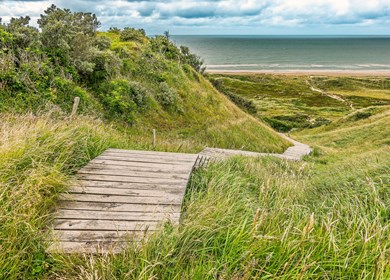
[[205, 69, 390, 76]]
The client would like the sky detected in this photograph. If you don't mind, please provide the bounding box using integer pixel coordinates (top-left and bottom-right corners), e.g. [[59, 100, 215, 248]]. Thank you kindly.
[[1, 0, 390, 35]]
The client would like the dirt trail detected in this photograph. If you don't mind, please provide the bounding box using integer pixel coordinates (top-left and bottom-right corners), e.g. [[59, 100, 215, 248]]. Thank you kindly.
[[199, 133, 312, 161], [306, 78, 354, 109]]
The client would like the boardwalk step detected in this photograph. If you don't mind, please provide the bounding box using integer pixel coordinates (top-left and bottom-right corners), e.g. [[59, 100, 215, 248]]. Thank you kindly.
[[49, 149, 198, 254]]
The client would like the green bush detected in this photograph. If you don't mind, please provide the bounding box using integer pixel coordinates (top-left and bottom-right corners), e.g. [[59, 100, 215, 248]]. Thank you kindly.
[[156, 82, 178, 108], [119, 27, 146, 42], [350, 109, 373, 121], [310, 117, 332, 128], [98, 79, 149, 123], [150, 36, 181, 61], [94, 36, 111, 50], [210, 78, 257, 114], [52, 78, 98, 114], [180, 45, 205, 73]]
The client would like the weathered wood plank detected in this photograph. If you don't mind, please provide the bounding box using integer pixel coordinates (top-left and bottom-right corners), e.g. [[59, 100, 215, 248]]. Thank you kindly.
[[48, 241, 130, 254], [54, 219, 159, 231], [102, 151, 198, 161], [69, 186, 185, 197], [78, 168, 190, 180], [97, 155, 195, 165], [89, 159, 194, 169], [77, 180, 187, 191], [50, 149, 197, 254], [57, 201, 181, 213], [55, 209, 180, 221], [80, 163, 190, 173], [60, 193, 183, 205], [77, 174, 187, 185], [106, 148, 198, 158]]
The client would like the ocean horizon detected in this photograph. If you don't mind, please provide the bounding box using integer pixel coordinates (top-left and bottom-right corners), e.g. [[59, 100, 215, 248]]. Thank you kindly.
[[172, 35, 390, 71]]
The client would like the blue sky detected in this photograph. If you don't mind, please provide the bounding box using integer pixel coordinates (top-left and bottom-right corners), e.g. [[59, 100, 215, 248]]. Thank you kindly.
[[1, 0, 390, 35]]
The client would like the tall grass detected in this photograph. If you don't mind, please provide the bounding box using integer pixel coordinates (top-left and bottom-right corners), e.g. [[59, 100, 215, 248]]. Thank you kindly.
[[50, 106, 389, 279], [51, 150, 389, 279], [1, 106, 388, 278], [0, 113, 134, 278], [0, 110, 288, 278]]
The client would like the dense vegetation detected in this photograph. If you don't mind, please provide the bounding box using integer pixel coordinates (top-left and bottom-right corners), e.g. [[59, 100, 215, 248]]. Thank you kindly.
[[0, 5, 288, 152], [1, 5, 389, 280], [210, 74, 390, 132]]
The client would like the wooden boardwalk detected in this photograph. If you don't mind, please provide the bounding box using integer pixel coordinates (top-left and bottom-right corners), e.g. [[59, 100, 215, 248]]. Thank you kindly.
[[49, 148, 198, 253]]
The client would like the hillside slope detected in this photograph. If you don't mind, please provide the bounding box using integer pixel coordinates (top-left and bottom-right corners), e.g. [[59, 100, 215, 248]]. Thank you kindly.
[[209, 74, 390, 132], [43, 98, 389, 279], [0, 8, 291, 278], [0, 11, 289, 153]]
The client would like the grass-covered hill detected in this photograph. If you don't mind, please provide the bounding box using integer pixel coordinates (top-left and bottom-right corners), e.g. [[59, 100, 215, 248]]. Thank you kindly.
[[1, 5, 388, 280], [0, 6, 290, 278], [210, 74, 390, 132], [0, 6, 289, 153], [14, 93, 384, 279]]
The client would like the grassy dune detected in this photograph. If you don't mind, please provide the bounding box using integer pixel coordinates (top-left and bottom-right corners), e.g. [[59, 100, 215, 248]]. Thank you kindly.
[[1, 75, 389, 279], [1, 89, 389, 279], [0, 106, 287, 278], [3, 8, 388, 279], [50, 107, 389, 279], [1, 22, 290, 278], [209, 74, 390, 132]]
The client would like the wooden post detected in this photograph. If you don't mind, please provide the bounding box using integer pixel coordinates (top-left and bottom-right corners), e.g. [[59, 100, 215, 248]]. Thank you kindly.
[[152, 129, 156, 148], [70, 97, 80, 120]]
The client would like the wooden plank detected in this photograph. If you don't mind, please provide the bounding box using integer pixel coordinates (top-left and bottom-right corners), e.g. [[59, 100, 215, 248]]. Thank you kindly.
[[54, 219, 159, 231], [69, 186, 185, 197], [59, 193, 183, 205], [106, 148, 198, 158], [57, 201, 181, 213], [102, 151, 198, 161], [89, 159, 194, 169], [49, 148, 198, 254], [52, 230, 146, 242], [55, 209, 180, 221], [97, 155, 195, 165], [77, 174, 187, 185], [80, 163, 190, 174], [78, 168, 190, 180], [77, 180, 187, 190]]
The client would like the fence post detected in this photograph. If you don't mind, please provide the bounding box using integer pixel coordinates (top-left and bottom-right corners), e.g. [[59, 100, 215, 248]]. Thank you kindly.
[[70, 96, 80, 120], [153, 129, 156, 148]]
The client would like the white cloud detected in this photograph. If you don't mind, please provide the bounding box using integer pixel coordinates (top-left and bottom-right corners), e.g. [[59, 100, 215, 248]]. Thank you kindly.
[[0, 0, 390, 34]]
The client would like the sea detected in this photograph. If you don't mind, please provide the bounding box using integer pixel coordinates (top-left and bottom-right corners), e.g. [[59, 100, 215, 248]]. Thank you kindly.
[[171, 35, 390, 72]]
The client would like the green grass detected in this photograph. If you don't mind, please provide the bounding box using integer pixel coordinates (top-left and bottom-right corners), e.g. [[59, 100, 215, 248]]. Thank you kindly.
[[209, 74, 390, 132], [52, 144, 389, 279], [1, 73, 389, 278], [47, 103, 389, 279], [0, 108, 287, 279], [0, 114, 136, 278], [2, 92, 388, 279], [1, 30, 290, 153]]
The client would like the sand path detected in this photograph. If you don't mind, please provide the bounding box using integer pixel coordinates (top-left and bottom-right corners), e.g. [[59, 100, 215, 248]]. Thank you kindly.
[[199, 133, 312, 162], [306, 78, 354, 109]]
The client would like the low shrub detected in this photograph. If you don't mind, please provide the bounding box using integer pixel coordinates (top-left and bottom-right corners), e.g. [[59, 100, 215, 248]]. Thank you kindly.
[[98, 79, 150, 123], [120, 27, 146, 42], [156, 82, 179, 108]]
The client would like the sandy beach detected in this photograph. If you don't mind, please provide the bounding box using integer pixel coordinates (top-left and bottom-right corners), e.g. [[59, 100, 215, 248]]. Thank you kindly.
[[206, 69, 390, 76]]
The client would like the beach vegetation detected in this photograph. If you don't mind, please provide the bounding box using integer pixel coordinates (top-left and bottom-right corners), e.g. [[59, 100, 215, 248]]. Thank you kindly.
[[209, 73, 390, 132], [1, 6, 389, 280]]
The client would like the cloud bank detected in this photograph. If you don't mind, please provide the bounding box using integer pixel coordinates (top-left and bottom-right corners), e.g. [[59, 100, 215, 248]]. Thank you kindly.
[[1, 0, 390, 34]]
